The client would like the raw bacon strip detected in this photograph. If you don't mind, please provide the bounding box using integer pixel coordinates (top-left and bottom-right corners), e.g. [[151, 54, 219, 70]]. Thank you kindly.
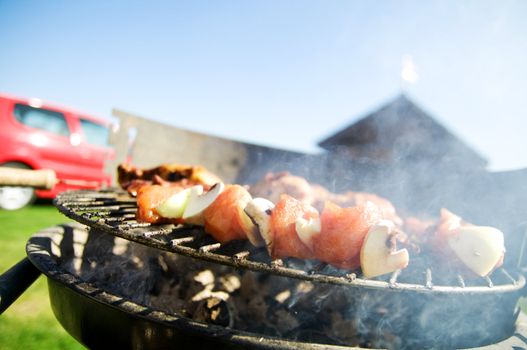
[[435, 208, 463, 242], [311, 201, 383, 269], [249, 172, 314, 205], [203, 185, 253, 243], [329, 191, 402, 227], [249, 172, 402, 225], [269, 194, 318, 260], [406, 208, 465, 253]]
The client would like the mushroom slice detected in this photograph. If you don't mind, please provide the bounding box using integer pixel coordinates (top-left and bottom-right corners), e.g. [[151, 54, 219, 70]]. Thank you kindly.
[[360, 220, 409, 278], [239, 205, 261, 246], [295, 216, 320, 250], [244, 198, 275, 251], [447, 225, 505, 277]]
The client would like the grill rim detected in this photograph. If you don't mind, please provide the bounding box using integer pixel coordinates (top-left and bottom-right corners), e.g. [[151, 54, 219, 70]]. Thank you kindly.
[[53, 189, 526, 295]]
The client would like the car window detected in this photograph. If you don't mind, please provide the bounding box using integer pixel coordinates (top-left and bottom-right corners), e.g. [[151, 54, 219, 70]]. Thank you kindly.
[[14, 104, 70, 136], [79, 118, 109, 147]]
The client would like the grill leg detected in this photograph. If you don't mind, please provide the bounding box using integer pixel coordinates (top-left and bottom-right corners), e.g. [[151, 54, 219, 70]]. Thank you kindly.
[[0, 257, 41, 314]]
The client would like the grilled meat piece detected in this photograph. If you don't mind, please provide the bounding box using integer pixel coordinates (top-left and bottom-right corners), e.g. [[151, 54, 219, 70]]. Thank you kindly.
[[203, 185, 254, 243], [118, 163, 222, 196], [249, 172, 314, 205], [403, 209, 505, 277], [312, 201, 383, 269], [249, 172, 402, 225]]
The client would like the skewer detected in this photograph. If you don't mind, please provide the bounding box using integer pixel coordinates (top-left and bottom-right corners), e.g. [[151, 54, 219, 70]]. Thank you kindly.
[[457, 274, 466, 288], [425, 268, 433, 289], [389, 269, 401, 286], [485, 276, 494, 288], [500, 268, 517, 285]]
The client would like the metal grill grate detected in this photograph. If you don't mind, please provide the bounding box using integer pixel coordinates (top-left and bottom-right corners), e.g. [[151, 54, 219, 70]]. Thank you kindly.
[[54, 189, 525, 295]]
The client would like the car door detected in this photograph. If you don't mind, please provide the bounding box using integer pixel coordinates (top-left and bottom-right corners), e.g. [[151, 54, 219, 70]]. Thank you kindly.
[[72, 115, 113, 185]]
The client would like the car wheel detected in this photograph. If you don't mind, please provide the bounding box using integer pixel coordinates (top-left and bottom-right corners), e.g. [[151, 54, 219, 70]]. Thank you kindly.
[[0, 162, 37, 210]]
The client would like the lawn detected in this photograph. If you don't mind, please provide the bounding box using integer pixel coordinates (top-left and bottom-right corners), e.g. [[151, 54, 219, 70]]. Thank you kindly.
[[0, 203, 84, 350]]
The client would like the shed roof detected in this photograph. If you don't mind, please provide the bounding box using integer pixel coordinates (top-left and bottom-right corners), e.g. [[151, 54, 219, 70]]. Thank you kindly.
[[318, 94, 487, 167]]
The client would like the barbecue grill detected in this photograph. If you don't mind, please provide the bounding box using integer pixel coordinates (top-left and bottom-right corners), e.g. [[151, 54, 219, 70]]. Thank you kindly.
[[50, 190, 527, 349], [2, 186, 526, 349]]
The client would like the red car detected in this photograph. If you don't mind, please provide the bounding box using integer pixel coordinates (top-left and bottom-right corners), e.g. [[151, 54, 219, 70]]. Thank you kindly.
[[0, 93, 114, 210]]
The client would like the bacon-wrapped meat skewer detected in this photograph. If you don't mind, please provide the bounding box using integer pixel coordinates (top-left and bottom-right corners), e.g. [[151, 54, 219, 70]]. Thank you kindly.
[[129, 165, 504, 279], [405, 209, 505, 277], [140, 181, 408, 277]]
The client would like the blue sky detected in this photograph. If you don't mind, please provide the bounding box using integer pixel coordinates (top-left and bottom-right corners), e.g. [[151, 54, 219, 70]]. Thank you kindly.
[[1, 1, 526, 171]]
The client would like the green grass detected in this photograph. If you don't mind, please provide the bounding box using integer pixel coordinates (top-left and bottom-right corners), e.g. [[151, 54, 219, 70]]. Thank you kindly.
[[0, 203, 84, 350]]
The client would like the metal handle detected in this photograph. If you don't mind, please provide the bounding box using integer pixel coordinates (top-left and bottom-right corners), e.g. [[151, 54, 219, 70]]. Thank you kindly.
[[0, 168, 57, 189], [0, 257, 41, 314]]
